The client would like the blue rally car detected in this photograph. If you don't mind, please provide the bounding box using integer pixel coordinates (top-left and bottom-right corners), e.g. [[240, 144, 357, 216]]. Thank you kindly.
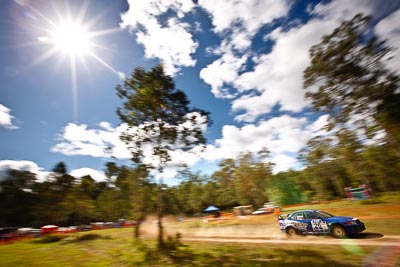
[[278, 210, 366, 238]]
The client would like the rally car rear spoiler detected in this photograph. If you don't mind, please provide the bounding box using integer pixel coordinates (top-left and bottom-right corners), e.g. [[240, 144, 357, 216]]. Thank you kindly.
[[278, 214, 288, 220]]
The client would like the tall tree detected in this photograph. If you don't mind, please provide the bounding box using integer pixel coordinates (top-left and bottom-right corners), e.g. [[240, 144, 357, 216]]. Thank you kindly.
[[211, 159, 238, 209], [116, 64, 211, 248], [233, 152, 273, 207], [49, 162, 75, 192], [0, 170, 37, 226], [304, 14, 400, 151]]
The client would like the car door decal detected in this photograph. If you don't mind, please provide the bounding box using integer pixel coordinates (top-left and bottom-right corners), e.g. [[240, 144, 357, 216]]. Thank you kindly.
[[311, 219, 328, 232], [293, 221, 308, 231]]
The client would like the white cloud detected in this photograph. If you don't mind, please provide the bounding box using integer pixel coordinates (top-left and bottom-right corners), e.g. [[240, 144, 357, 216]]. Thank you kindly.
[[52, 117, 330, 177], [199, 0, 381, 122], [271, 154, 299, 174], [70, 168, 107, 182], [120, 0, 197, 75], [231, 19, 336, 122], [230, 2, 378, 122], [0, 160, 108, 183], [202, 114, 329, 173], [52, 114, 209, 179], [52, 122, 131, 159], [199, 50, 248, 98], [199, 0, 290, 34], [199, 0, 291, 99], [311, 0, 374, 20], [307, 114, 330, 135], [0, 160, 49, 182], [375, 9, 400, 72], [0, 104, 19, 129]]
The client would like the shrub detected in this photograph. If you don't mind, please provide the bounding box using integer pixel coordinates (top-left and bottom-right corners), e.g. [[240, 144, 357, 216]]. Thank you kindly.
[[76, 234, 102, 242], [35, 235, 65, 243]]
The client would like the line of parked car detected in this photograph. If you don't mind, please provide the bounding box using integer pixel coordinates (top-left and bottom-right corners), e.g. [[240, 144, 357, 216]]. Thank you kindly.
[[0, 219, 137, 242], [251, 202, 280, 215]]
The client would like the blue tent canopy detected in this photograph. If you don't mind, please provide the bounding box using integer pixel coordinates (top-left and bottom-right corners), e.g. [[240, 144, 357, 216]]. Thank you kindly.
[[203, 205, 220, 212]]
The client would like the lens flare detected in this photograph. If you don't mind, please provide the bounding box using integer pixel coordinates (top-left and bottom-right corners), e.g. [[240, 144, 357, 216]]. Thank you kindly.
[[51, 22, 91, 56], [20, 1, 126, 121]]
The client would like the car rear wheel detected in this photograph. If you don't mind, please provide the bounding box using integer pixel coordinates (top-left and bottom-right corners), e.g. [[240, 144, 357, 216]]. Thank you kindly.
[[331, 225, 346, 238], [286, 227, 297, 237]]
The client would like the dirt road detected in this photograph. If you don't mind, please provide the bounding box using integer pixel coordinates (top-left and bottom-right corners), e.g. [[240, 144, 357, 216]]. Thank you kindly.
[[183, 233, 400, 247]]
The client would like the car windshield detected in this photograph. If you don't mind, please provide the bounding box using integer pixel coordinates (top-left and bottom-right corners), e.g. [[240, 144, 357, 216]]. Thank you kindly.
[[315, 211, 334, 218]]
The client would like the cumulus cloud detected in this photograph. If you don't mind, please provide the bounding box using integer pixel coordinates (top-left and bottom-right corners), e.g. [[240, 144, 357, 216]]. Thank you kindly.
[[0, 160, 108, 183], [375, 9, 400, 71], [52, 115, 329, 175], [311, 0, 374, 20], [199, 50, 248, 98], [52, 122, 131, 159], [199, 0, 290, 34], [0, 160, 49, 181], [52, 113, 209, 179], [0, 104, 19, 129], [271, 154, 300, 174], [231, 0, 378, 122], [70, 168, 107, 182], [199, 0, 291, 99], [232, 20, 334, 121], [202, 114, 329, 173], [198, 0, 382, 122], [120, 0, 197, 75]]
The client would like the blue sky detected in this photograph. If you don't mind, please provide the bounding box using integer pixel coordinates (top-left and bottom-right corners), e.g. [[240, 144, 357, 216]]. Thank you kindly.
[[1, 0, 399, 183]]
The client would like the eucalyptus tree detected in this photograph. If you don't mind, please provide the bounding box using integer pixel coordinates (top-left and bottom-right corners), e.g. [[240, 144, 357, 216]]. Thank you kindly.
[[172, 171, 206, 215], [49, 162, 75, 192], [361, 144, 400, 191], [0, 170, 37, 226], [211, 159, 238, 209], [116, 64, 211, 247], [304, 14, 400, 151], [233, 151, 273, 207]]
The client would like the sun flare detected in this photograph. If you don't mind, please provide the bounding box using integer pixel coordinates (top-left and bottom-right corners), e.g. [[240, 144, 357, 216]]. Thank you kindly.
[[50, 22, 92, 57], [20, 1, 125, 121]]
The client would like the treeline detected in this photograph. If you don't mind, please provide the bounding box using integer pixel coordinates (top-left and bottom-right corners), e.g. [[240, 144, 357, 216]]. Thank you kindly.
[[1, 136, 399, 228], [0, 162, 156, 228]]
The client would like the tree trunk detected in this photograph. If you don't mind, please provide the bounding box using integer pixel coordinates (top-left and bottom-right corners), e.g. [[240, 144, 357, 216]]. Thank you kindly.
[[134, 221, 141, 240], [157, 177, 164, 249]]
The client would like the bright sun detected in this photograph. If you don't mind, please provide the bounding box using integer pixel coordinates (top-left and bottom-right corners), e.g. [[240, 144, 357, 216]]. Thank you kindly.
[[24, 0, 124, 121], [50, 22, 92, 57]]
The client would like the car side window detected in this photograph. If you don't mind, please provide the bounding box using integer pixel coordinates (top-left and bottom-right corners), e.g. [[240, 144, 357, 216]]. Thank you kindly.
[[292, 212, 304, 220], [305, 211, 318, 219]]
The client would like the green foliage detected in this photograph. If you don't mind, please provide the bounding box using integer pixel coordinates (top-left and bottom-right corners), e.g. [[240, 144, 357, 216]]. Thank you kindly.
[[304, 13, 400, 149], [268, 173, 304, 206], [163, 233, 186, 252], [116, 64, 211, 168], [207, 151, 274, 209], [115, 64, 212, 246], [0, 170, 37, 226]]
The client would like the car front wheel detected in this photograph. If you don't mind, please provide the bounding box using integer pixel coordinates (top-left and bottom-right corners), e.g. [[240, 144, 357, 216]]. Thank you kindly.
[[331, 225, 346, 238]]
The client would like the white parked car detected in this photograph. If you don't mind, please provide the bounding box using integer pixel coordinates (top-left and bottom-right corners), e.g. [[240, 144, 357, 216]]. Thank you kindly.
[[252, 208, 269, 215]]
